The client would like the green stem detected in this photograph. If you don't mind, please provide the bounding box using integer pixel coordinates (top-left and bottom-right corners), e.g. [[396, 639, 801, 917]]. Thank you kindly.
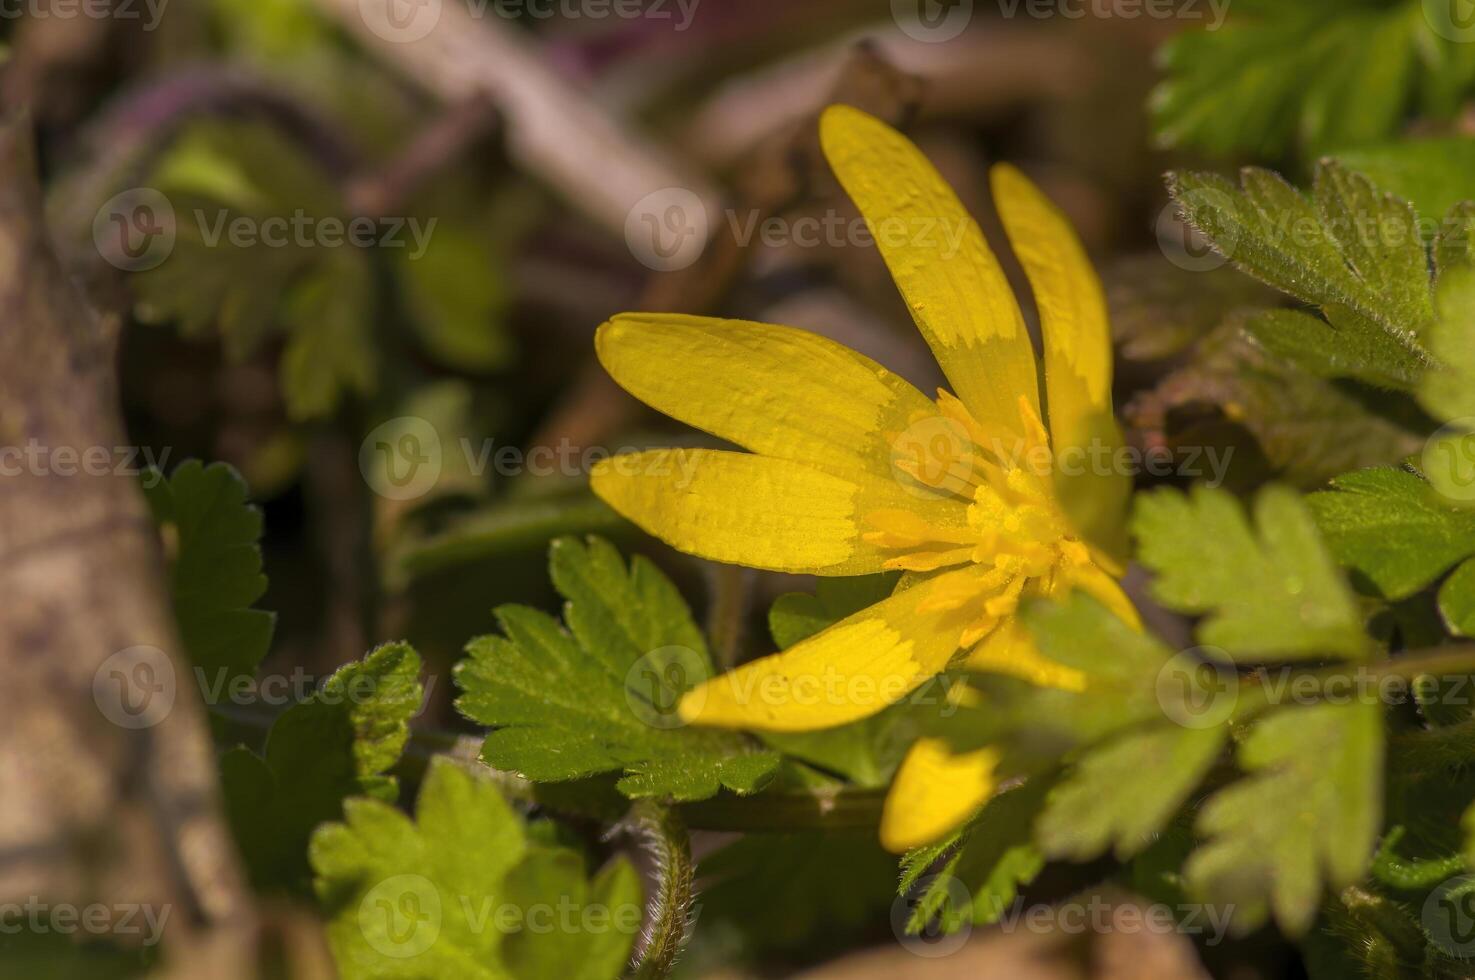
[[1227, 644, 1475, 725], [621, 801, 693, 980]]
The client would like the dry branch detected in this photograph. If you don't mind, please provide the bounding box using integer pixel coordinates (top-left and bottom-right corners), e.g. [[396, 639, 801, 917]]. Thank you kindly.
[[0, 116, 256, 978]]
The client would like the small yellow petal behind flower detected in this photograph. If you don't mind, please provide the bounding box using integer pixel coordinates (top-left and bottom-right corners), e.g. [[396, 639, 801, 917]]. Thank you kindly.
[[881, 739, 999, 853]]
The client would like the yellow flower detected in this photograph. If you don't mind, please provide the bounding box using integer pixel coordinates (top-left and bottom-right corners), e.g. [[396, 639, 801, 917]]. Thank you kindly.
[[590, 105, 1138, 852]]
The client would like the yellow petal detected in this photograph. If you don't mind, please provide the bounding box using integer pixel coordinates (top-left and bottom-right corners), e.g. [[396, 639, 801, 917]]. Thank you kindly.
[[592, 449, 967, 576], [1055, 560, 1142, 632], [679, 565, 988, 731], [880, 739, 999, 853], [964, 614, 1086, 692], [990, 163, 1129, 557], [596, 313, 939, 480], [819, 105, 1042, 441]]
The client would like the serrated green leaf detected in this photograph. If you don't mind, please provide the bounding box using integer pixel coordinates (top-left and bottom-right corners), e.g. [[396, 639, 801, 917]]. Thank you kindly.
[[1421, 266, 1475, 423], [454, 536, 779, 801], [1036, 725, 1226, 863], [222, 641, 423, 893], [311, 757, 641, 980], [1186, 700, 1384, 935], [1134, 485, 1367, 660], [143, 460, 274, 691], [1167, 164, 1431, 388], [1335, 138, 1475, 222], [1439, 558, 1475, 636], [897, 778, 1050, 934], [1307, 467, 1475, 599], [1243, 308, 1423, 389], [1153, 1, 1475, 160]]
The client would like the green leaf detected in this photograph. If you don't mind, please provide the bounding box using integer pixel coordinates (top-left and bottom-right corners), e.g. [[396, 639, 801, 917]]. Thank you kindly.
[[143, 460, 274, 691], [897, 778, 1050, 933], [933, 595, 1199, 769], [699, 832, 897, 953], [1167, 163, 1431, 388], [1152, 1, 1475, 160], [1439, 558, 1475, 636], [1134, 484, 1368, 660], [1307, 467, 1475, 599], [1035, 725, 1226, 863], [311, 757, 641, 980], [1421, 265, 1475, 422], [279, 254, 376, 420], [454, 537, 779, 801], [1186, 700, 1384, 935], [396, 222, 513, 372], [1243, 309, 1423, 389], [221, 642, 423, 892], [1334, 138, 1475, 222], [134, 120, 377, 420], [767, 574, 898, 650]]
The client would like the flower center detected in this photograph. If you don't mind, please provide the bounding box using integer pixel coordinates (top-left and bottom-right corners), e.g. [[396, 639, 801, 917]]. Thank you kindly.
[[864, 391, 1095, 646]]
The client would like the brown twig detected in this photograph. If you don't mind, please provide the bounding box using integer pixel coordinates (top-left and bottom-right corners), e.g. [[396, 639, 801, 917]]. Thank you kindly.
[[0, 114, 257, 977], [345, 94, 502, 218]]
